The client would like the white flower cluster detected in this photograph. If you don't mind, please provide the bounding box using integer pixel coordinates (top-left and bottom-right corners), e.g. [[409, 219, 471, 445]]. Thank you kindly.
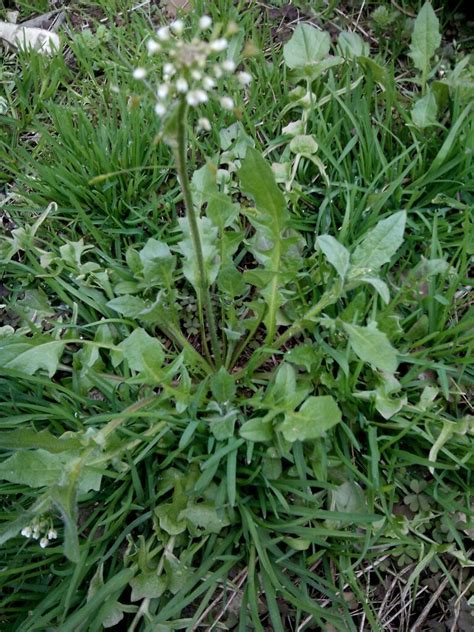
[[132, 15, 252, 130], [21, 519, 57, 549]]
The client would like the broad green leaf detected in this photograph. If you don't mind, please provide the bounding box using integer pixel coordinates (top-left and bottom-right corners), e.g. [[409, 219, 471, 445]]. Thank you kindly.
[[178, 216, 219, 289], [0, 338, 65, 377], [262, 448, 283, 480], [428, 416, 473, 474], [206, 191, 240, 231], [191, 161, 217, 210], [114, 328, 165, 383], [239, 147, 286, 228], [155, 504, 187, 535], [332, 481, 366, 514], [1, 429, 82, 452], [154, 488, 187, 535], [209, 409, 237, 441], [283, 24, 330, 69], [130, 573, 167, 601], [81, 545, 127, 622], [358, 276, 391, 304], [409, 1, 441, 77], [49, 483, 81, 563], [217, 264, 246, 297], [0, 450, 102, 493], [316, 235, 350, 279], [338, 32, 369, 58], [354, 374, 406, 419], [286, 343, 320, 372], [239, 417, 273, 442], [179, 501, 230, 534], [350, 211, 406, 272], [239, 148, 289, 341], [358, 56, 388, 85], [60, 569, 136, 631], [279, 396, 342, 443], [139, 238, 176, 287], [289, 135, 318, 155], [411, 90, 438, 128], [98, 601, 126, 629], [343, 321, 398, 373], [164, 552, 191, 594], [210, 368, 236, 403], [268, 363, 296, 407], [107, 294, 147, 318]]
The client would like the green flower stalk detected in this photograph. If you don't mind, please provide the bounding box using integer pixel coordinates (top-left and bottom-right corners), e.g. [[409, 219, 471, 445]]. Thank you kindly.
[[132, 16, 251, 368]]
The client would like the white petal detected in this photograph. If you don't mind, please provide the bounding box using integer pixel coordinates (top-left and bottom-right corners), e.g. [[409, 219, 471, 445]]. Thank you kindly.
[[155, 103, 167, 116], [220, 96, 234, 110], [210, 38, 228, 52], [202, 76, 215, 90], [132, 67, 147, 80], [176, 77, 189, 93], [199, 15, 212, 30], [170, 19, 184, 35], [238, 71, 252, 86], [157, 26, 170, 41], [222, 60, 236, 72], [39, 538, 49, 549], [186, 91, 199, 106], [157, 84, 169, 99], [195, 89, 208, 103], [198, 117, 211, 131], [147, 39, 161, 55]]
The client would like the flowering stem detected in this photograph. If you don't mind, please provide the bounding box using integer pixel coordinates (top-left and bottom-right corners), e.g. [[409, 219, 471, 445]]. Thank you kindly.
[[173, 98, 222, 368]]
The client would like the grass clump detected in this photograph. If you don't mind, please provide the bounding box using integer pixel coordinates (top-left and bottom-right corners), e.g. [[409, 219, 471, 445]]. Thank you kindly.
[[0, 1, 473, 630]]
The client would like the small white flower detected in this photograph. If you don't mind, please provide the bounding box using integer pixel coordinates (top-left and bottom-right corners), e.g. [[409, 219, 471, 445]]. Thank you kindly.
[[199, 15, 212, 30], [195, 89, 208, 103], [210, 38, 228, 52], [21, 527, 32, 538], [157, 84, 169, 99], [164, 62, 175, 76], [155, 103, 167, 116], [47, 529, 57, 540], [213, 66, 223, 79], [191, 69, 202, 81], [157, 26, 170, 41], [170, 19, 184, 35], [220, 96, 234, 110], [176, 77, 189, 93], [198, 117, 211, 131], [32, 529, 40, 540], [146, 39, 161, 55], [39, 537, 49, 549], [222, 59, 236, 73], [186, 91, 199, 107], [133, 67, 147, 80], [202, 76, 215, 90], [237, 71, 252, 86]]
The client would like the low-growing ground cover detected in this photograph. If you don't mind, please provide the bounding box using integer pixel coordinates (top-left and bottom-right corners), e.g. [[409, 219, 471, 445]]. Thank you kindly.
[[0, 1, 473, 630]]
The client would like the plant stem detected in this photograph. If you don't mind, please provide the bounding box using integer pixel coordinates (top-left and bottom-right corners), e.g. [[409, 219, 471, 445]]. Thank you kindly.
[[173, 98, 222, 368]]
